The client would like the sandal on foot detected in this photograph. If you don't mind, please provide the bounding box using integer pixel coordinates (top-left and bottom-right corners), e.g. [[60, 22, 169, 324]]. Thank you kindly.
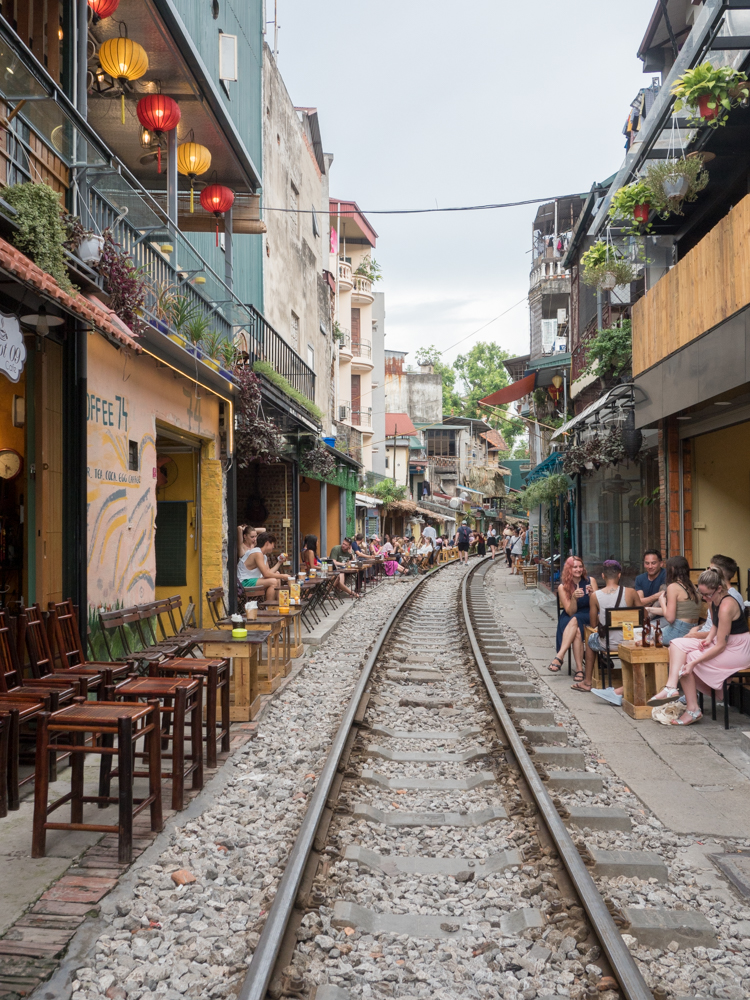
[[670, 709, 702, 726], [572, 669, 585, 684], [571, 681, 592, 692], [547, 657, 563, 673], [647, 686, 680, 707]]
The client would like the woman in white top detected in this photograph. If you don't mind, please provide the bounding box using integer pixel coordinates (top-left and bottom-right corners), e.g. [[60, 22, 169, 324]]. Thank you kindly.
[[572, 560, 638, 693]]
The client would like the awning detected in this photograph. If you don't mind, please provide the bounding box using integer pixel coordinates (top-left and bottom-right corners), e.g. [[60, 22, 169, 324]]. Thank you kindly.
[[551, 383, 635, 440], [480, 372, 536, 407], [524, 452, 565, 483], [356, 493, 383, 507], [459, 485, 485, 495], [416, 506, 447, 521]]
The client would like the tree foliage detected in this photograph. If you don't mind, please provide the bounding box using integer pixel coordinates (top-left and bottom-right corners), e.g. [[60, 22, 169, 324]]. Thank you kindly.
[[453, 341, 524, 448]]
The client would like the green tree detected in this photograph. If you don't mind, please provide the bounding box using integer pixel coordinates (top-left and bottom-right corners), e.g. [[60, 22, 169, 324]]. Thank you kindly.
[[415, 345, 463, 414], [453, 341, 524, 447]]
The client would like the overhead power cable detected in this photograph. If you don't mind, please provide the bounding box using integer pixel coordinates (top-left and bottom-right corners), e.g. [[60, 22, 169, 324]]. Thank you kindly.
[[439, 297, 528, 356], [260, 193, 588, 216]]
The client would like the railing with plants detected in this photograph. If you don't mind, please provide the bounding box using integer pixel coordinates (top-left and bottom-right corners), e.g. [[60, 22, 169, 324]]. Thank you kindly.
[[244, 306, 316, 402]]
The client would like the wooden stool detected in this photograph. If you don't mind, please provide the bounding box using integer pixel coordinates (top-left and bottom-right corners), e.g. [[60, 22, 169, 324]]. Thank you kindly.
[[522, 566, 538, 589], [114, 677, 203, 811], [32, 700, 163, 864], [149, 657, 229, 768], [617, 641, 670, 719]]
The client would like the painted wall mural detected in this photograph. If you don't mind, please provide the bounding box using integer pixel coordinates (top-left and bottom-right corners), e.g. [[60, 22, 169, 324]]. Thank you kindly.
[[87, 334, 220, 614]]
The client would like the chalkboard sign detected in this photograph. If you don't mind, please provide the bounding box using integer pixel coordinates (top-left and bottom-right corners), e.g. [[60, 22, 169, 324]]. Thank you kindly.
[[155, 501, 187, 586]]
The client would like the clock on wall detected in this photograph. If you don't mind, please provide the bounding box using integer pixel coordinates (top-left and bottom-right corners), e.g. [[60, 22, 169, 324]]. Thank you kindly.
[[0, 450, 22, 481]]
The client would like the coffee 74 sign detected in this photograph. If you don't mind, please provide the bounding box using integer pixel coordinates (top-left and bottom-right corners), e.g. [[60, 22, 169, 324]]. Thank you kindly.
[[0, 312, 27, 383]]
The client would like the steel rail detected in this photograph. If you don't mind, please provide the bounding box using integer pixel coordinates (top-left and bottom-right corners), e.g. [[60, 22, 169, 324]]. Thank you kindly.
[[237, 558, 459, 1000], [461, 560, 653, 1000]]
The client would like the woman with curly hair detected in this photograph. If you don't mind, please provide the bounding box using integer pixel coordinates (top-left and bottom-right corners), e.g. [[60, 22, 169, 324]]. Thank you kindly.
[[549, 556, 597, 681]]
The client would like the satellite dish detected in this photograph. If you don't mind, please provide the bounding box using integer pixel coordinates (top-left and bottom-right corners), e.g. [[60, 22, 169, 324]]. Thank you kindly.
[[449, 497, 462, 509]]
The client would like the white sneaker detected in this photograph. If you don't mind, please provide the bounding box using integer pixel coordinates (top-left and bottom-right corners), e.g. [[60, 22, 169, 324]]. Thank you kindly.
[[591, 687, 623, 706]]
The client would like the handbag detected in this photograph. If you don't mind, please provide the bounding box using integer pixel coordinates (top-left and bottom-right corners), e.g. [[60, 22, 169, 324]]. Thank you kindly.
[[598, 585, 623, 639]]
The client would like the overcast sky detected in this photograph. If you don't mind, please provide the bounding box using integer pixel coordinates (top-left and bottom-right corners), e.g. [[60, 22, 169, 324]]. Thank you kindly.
[[271, 0, 658, 364]]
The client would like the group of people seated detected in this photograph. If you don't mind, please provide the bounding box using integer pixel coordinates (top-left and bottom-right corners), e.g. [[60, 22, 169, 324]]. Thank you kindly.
[[548, 549, 749, 727]]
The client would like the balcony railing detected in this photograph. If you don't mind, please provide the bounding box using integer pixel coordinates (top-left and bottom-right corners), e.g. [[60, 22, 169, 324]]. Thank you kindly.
[[351, 338, 372, 359], [0, 22, 315, 400], [352, 407, 372, 428], [338, 260, 353, 286], [352, 274, 373, 298]]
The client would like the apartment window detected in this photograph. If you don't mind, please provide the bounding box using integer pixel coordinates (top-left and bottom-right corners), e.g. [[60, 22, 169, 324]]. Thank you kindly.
[[426, 429, 456, 457], [291, 311, 299, 350], [290, 182, 299, 236], [128, 440, 139, 471], [307, 344, 314, 371], [219, 32, 238, 81], [385, 456, 390, 470]]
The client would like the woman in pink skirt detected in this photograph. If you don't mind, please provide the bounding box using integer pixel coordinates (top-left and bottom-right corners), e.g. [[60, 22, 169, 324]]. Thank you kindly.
[[649, 568, 750, 725]]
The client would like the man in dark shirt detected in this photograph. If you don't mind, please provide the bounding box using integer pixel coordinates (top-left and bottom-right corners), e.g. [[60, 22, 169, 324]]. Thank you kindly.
[[635, 549, 666, 608]]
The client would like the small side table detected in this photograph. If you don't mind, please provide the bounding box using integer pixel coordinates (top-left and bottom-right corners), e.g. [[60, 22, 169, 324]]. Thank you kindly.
[[617, 640, 670, 720], [191, 628, 270, 722]]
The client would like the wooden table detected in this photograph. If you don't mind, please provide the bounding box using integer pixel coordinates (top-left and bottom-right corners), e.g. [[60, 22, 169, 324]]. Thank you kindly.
[[617, 640, 670, 720], [191, 628, 270, 722], [217, 614, 295, 682]]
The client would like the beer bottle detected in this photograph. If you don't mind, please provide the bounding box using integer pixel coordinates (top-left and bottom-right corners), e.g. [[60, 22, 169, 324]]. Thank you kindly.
[[642, 618, 651, 647], [654, 620, 663, 648]]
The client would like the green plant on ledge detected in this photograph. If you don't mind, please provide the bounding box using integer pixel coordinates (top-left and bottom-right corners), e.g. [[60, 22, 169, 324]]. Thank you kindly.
[[3, 182, 72, 291], [367, 479, 407, 504], [583, 320, 632, 380], [353, 254, 382, 283], [672, 61, 749, 127], [252, 359, 324, 423]]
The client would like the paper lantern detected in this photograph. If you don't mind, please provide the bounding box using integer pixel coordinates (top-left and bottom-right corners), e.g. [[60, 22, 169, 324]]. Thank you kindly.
[[200, 183, 235, 244], [98, 36, 149, 123], [136, 95, 181, 172], [177, 142, 212, 212], [88, 0, 120, 17]]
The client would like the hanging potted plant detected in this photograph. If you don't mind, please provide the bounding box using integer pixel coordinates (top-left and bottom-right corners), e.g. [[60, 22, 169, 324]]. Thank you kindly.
[[581, 240, 636, 290], [63, 213, 105, 265], [97, 229, 147, 332], [672, 61, 749, 127], [3, 182, 73, 291], [644, 156, 709, 216], [609, 180, 661, 232]]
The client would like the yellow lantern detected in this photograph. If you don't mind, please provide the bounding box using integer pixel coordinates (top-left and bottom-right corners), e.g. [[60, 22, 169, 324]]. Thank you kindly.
[[98, 36, 149, 124], [177, 141, 212, 213]]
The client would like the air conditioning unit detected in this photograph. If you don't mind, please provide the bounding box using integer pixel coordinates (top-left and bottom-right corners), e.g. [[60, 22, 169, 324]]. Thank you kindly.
[[338, 405, 349, 421], [557, 308, 568, 324]]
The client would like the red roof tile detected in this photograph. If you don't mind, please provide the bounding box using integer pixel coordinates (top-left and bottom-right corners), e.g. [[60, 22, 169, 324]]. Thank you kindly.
[[385, 412, 417, 437], [0, 237, 141, 352]]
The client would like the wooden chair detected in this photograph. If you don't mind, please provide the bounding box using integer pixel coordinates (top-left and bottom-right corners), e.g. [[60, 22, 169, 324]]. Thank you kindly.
[[19, 603, 107, 699], [114, 676, 203, 810], [598, 608, 644, 689], [32, 699, 163, 864], [206, 587, 228, 626], [47, 600, 132, 688], [98, 607, 165, 669], [148, 656, 229, 768], [135, 602, 191, 658]]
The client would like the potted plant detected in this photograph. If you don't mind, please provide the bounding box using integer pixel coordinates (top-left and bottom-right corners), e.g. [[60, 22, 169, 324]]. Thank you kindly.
[[200, 329, 223, 370], [609, 180, 660, 231], [63, 213, 105, 265], [353, 254, 383, 283], [97, 230, 147, 332], [581, 241, 636, 289], [183, 312, 213, 357], [148, 281, 179, 334], [3, 182, 73, 291], [644, 156, 709, 216], [672, 61, 749, 126], [217, 339, 240, 376]]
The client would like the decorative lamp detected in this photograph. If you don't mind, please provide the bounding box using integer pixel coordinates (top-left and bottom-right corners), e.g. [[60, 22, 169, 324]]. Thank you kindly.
[[88, 0, 120, 18], [548, 373, 564, 404], [177, 140, 212, 213], [200, 183, 235, 245], [136, 94, 181, 173], [621, 409, 643, 461], [98, 34, 149, 124]]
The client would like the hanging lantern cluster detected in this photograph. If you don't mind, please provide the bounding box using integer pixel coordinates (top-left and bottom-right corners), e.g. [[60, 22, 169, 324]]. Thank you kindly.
[[200, 182, 235, 244], [98, 29, 148, 123], [136, 94, 181, 173]]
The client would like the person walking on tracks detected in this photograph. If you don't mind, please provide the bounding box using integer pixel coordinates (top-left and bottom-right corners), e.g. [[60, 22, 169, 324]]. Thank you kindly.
[[456, 521, 471, 564]]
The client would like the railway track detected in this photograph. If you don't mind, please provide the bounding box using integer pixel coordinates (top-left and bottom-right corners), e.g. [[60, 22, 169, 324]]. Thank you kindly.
[[237, 556, 716, 1000]]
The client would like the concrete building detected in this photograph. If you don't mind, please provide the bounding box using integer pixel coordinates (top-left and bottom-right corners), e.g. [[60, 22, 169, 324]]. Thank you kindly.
[[330, 199, 379, 469], [262, 47, 334, 426], [384, 351, 442, 426]]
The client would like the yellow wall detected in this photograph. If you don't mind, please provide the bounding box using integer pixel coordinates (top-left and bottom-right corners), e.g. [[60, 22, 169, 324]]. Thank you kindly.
[[692, 421, 750, 581], [299, 479, 321, 549], [154, 450, 200, 618], [87, 334, 222, 618]]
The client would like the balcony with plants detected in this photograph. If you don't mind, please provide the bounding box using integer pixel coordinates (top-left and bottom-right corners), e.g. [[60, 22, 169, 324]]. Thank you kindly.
[[0, 19, 315, 404], [351, 254, 381, 304]]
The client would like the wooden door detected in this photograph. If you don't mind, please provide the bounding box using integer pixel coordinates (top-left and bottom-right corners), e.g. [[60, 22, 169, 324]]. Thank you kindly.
[[351, 308, 361, 351], [351, 374, 361, 424]]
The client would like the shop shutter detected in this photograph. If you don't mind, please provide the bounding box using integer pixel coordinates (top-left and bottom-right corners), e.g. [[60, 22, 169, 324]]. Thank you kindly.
[[155, 501, 187, 586]]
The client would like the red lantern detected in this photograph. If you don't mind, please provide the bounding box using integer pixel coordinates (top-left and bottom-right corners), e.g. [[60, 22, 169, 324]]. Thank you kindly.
[[200, 184, 235, 245], [88, 0, 120, 18], [136, 95, 181, 173]]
